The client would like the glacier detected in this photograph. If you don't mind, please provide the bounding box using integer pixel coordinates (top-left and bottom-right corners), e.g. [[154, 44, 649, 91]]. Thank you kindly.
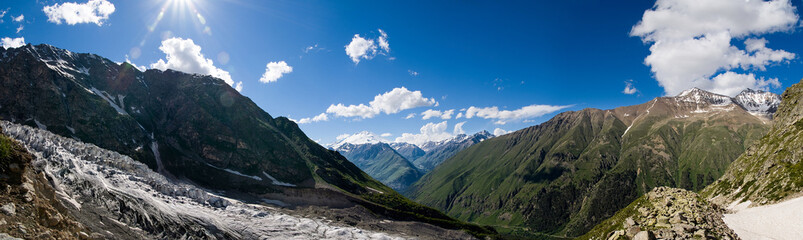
[[0, 121, 405, 240]]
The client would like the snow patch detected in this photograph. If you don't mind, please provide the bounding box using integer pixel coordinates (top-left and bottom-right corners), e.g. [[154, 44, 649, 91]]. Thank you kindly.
[[203, 162, 263, 181], [262, 172, 296, 187], [724, 196, 803, 240], [89, 87, 128, 115]]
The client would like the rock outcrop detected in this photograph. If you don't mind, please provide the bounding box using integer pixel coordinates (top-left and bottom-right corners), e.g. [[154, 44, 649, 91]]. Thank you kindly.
[[580, 187, 739, 240]]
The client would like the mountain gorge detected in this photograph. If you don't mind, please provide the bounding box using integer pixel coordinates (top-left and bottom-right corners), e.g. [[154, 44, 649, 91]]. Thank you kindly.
[[0, 44, 494, 238], [407, 87, 777, 237]]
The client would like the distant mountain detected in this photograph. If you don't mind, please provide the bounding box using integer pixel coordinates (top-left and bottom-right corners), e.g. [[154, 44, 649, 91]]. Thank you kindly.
[[409, 131, 494, 172], [389, 142, 426, 161], [333, 139, 422, 191], [330, 131, 494, 191], [0, 44, 495, 237], [732, 88, 781, 119], [407, 87, 776, 237]]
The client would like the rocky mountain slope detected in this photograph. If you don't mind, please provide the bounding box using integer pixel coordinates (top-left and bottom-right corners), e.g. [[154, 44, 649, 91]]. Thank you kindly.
[[0, 44, 494, 238], [0, 125, 86, 240], [702, 81, 803, 207], [407, 87, 775, 237], [579, 187, 738, 240]]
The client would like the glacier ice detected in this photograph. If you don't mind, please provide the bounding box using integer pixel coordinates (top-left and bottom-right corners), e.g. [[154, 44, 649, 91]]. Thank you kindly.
[[0, 121, 405, 240]]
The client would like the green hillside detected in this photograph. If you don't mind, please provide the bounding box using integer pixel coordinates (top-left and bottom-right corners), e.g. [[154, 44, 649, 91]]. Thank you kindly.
[[407, 89, 769, 237]]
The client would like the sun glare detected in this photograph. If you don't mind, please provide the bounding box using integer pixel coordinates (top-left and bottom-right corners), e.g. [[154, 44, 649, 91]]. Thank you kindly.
[[141, 0, 210, 46]]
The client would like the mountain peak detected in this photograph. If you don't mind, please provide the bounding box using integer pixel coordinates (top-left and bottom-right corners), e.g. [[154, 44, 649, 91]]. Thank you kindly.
[[330, 131, 387, 149], [733, 88, 781, 119], [673, 87, 733, 106]]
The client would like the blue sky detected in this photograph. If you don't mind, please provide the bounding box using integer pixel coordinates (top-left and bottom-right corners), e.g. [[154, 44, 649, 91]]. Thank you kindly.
[[2, 0, 802, 145]]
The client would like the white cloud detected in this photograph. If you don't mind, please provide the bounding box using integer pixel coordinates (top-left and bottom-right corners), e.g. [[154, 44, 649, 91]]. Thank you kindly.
[[124, 56, 147, 72], [326, 87, 437, 119], [0, 10, 6, 21], [408, 70, 419, 76], [453, 121, 467, 135], [405, 113, 416, 119], [623, 80, 638, 94], [631, 0, 798, 96], [380, 133, 392, 137], [12, 14, 23, 22], [259, 61, 293, 83], [15, 25, 22, 34], [150, 37, 243, 92], [1, 37, 24, 49], [345, 34, 375, 64], [296, 113, 328, 124], [43, 0, 115, 26], [464, 104, 571, 124], [344, 29, 390, 64], [377, 29, 390, 53], [455, 112, 464, 119], [493, 128, 509, 136], [395, 121, 454, 146], [421, 109, 454, 120]]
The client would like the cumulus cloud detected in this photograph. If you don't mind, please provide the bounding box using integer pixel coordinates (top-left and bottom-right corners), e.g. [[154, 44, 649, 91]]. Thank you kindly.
[[395, 121, 454, 146], [150, 37, 243, 91], [421, 109, 455, 120], [1, 37, 25, 49], [493, 128, 509, 136], [408, 70, 419, 76], [464, 104, 571, 124], [623, 80, 638, 94], [326, 87, 437, 119], [296, 113, 328, 124], [345, 29, 390, 64], [12, 14, 23, 22], [259, 61, 293, 83], [15, 25, 23, 34], [453, 121, 467, 135], [631, 0, 798, 96], [380, 133, 392, 137], [43, 0, 115, 26], [405, 113, 416, 119]]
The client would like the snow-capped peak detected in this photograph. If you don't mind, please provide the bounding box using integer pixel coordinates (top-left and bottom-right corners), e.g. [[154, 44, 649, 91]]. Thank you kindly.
[[733, 88, 781, 119], [674, 87, 732, 106], [329, 131, 387, 150]]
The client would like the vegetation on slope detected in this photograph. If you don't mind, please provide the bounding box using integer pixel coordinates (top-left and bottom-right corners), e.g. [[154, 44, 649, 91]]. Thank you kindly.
[[408, 94, 769, 237]]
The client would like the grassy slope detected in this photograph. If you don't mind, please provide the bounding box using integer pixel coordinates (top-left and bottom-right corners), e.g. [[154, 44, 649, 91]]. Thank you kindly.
[[408, 99, 768, 237], [703, 79, 803, 205]]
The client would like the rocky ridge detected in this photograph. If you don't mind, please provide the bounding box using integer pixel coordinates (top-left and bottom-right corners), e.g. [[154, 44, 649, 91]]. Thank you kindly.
[[581, 187, 739, 240]]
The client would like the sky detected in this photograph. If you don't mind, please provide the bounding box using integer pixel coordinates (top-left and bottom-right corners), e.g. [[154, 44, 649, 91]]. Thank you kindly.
[[1, 0, 802, 145]]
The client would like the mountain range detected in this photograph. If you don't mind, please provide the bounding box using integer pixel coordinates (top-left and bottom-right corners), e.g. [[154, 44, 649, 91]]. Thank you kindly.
[[329, 131, 495, 191], [407, 87, 779, 237]]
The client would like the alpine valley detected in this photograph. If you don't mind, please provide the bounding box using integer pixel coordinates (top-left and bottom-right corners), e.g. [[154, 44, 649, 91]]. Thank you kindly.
[[0, 44, 495, 239]]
